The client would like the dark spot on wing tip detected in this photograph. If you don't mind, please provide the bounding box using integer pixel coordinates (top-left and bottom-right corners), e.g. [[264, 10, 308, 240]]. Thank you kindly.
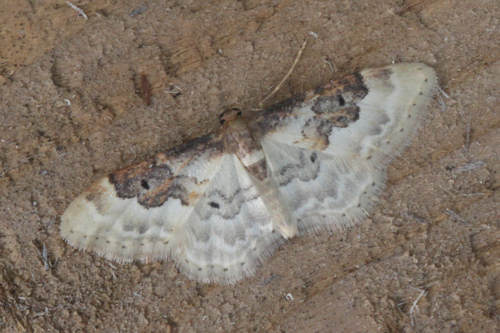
[[310, 153, 317, 163], [111, 150, 206, 208], [140, 179, 150, 190], [209, 201, 220, 209], [337, 94, 345, 106]]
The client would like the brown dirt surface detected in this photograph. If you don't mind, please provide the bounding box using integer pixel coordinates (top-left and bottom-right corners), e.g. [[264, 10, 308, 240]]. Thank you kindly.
[[0, 0, 498, 332]]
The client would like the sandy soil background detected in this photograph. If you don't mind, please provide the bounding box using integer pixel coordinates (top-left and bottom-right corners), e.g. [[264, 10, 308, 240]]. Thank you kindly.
[[0, 0, 498, 332]]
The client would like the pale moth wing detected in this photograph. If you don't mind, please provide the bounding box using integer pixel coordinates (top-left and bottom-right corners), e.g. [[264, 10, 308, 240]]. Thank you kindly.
[[61, 63, 437, 283], [249, 63, 437, 232]]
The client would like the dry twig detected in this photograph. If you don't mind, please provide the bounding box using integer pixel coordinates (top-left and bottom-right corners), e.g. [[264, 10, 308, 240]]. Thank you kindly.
[[66, 1, 88, 20], [409, 289, 427, 327], [258, 39, 308, 108]]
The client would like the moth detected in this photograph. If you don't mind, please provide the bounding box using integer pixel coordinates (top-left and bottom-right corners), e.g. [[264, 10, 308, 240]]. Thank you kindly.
[[60, 63, 437, 284]]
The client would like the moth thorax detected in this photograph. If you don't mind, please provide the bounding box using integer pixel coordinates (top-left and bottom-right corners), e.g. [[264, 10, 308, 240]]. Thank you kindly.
[[223, 119, 262, 166]]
